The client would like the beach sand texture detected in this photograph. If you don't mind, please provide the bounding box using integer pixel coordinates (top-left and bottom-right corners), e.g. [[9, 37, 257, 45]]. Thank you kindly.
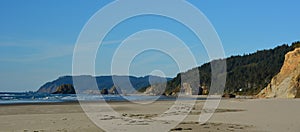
[[0, 99, 300, 132]]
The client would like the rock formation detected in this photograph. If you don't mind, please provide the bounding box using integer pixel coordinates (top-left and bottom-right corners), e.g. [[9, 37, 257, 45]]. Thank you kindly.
[[100, 88, 109, 95], [182, 83, 193, 95], [258, 48, 300, 98], [143, 83, 166, 95], [109, 85, 122, 94], [52, 84, 76, 94]]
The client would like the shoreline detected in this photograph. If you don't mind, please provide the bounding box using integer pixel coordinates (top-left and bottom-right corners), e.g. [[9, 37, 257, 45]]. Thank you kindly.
[[0, 95, 211, 106]]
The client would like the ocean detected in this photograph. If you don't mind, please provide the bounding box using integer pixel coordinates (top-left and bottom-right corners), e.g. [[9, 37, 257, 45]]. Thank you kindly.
[[0, 92, 188, 104]]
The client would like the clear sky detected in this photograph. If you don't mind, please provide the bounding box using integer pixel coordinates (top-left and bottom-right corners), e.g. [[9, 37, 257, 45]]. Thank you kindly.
[[0, 0, 299, 92]]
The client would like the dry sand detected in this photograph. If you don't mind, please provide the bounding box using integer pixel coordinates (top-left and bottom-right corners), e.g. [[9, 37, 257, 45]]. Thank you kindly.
[[0, 99, 300, 132]]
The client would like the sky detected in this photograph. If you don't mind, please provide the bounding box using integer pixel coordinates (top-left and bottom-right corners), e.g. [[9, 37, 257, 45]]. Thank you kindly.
[[0, 0, 300, 92]]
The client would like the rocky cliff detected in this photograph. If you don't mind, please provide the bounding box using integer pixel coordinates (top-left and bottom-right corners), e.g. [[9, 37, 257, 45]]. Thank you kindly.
[[258, 48, 300, 98]]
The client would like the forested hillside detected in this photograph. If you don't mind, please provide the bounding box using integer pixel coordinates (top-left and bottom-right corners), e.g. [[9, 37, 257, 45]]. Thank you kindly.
[[162, 41, 300, 95]]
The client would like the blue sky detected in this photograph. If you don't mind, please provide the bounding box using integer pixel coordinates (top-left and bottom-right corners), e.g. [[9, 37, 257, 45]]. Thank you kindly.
[[0, 0, 299, 92]]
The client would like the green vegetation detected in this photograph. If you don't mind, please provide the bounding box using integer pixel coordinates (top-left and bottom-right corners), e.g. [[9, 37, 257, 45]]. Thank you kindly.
[[292, 41, 300, 49], [162, 42, 300, 95]]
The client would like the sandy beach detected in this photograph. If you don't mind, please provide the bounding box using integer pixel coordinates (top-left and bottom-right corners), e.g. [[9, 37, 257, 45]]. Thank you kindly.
[[0, 99, 300, 132]]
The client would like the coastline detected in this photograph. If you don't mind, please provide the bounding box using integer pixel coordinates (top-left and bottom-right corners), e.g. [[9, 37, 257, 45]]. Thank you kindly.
[[0, 94, 210, 106]]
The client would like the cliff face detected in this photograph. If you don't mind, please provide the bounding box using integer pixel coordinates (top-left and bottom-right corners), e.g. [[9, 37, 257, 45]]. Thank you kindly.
[[258, 48, 300, 98]]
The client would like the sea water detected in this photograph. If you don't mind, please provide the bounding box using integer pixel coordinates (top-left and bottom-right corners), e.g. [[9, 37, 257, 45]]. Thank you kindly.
[[0, 92, 181, 104]]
